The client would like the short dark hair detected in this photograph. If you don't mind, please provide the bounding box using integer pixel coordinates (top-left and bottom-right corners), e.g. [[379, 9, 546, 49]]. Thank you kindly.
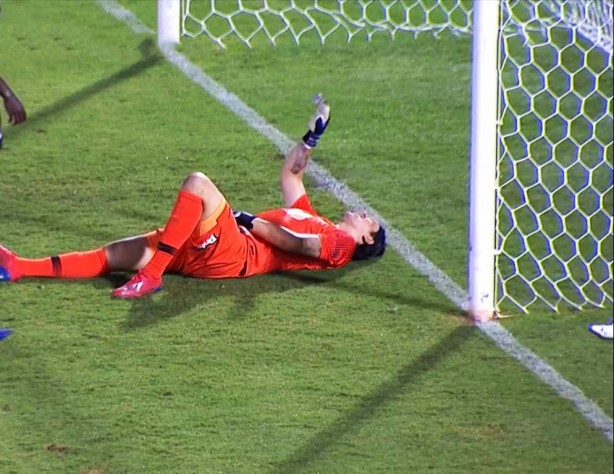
[[352, 225, 387, 261]]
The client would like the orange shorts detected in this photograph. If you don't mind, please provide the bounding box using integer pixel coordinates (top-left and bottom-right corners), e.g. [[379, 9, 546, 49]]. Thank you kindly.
[[144, 200, 256, 279]]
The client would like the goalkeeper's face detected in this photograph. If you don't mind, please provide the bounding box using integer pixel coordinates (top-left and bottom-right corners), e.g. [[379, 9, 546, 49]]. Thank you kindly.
[[343, 211, 381, 245]]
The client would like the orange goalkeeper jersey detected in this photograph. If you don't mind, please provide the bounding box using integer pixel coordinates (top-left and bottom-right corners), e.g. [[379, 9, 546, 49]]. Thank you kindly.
[[160, 194, 357, 279], [252, 194, 357, 274]]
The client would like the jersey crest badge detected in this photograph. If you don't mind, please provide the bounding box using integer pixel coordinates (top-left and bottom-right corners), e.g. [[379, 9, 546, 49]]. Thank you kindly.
[[196, 234, 218, 251]]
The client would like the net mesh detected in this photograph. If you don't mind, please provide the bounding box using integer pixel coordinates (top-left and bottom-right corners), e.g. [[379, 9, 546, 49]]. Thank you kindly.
[[181, 0, 473, 47], [497, 0, 613, 312]]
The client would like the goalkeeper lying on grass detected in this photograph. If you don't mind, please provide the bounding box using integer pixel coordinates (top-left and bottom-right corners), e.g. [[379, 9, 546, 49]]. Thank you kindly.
[[0, 96, 386, 299]]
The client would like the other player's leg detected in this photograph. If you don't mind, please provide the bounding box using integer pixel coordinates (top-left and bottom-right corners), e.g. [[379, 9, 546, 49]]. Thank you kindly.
[[0, 327, 12, 342]]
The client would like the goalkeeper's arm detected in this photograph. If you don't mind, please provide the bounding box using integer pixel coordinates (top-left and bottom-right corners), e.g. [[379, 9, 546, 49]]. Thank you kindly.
[[280, 94, 330, 207], [234, 211, 321, 258], [253, 218, 321, 258], [280, 142, 312, 207]]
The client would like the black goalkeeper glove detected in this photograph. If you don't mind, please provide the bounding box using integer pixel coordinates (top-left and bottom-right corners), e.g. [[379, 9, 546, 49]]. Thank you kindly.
[[302, 94, 331, 149], [232, 210, 256, 230]]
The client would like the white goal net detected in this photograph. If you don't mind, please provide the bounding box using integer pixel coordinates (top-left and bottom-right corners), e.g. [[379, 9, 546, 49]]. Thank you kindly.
[[496, 1, 612, 312], [181, 0, 473, 46], [179, 0, 613, 314]]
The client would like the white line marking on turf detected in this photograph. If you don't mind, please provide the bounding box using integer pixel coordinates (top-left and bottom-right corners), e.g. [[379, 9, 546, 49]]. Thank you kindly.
[[98, 0, 614, 443]]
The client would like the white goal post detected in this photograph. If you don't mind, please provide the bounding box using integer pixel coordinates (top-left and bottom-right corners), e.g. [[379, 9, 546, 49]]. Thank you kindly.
[[157, 0, 614, 321], [157, 0, 181, 46], [468, 0, 501, 322]]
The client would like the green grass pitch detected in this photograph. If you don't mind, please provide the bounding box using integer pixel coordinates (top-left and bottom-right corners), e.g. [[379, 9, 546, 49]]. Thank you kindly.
[[0, 1, 611, 473]]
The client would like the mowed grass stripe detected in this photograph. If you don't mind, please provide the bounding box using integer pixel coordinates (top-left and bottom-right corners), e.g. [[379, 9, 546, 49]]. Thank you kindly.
[[0, 1, 610, 472]]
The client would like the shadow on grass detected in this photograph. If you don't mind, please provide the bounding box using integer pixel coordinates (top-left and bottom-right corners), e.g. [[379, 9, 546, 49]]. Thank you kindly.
[[114, 266, 355, 330], [3, 38, 162, 142], [0, 39, 163, 245], [281, 270, 460, 314], [110, 259, 461, 331], [0, 342, 92, 459], [110, 274, 291, 329], [269, 325, 476, 474]]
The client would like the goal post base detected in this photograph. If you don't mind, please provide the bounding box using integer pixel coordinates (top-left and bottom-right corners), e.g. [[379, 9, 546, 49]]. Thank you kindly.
[[469, 309, 496, 324]]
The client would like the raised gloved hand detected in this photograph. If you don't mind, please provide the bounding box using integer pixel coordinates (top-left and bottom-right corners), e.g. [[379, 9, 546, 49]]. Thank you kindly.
[[302, 93, 330, 149]]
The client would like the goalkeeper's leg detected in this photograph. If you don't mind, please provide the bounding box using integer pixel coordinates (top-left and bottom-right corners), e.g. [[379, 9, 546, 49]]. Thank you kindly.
[[0, 236, 155, 281], [112, 172, 225, 299], [1, 172, 223, 291]]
